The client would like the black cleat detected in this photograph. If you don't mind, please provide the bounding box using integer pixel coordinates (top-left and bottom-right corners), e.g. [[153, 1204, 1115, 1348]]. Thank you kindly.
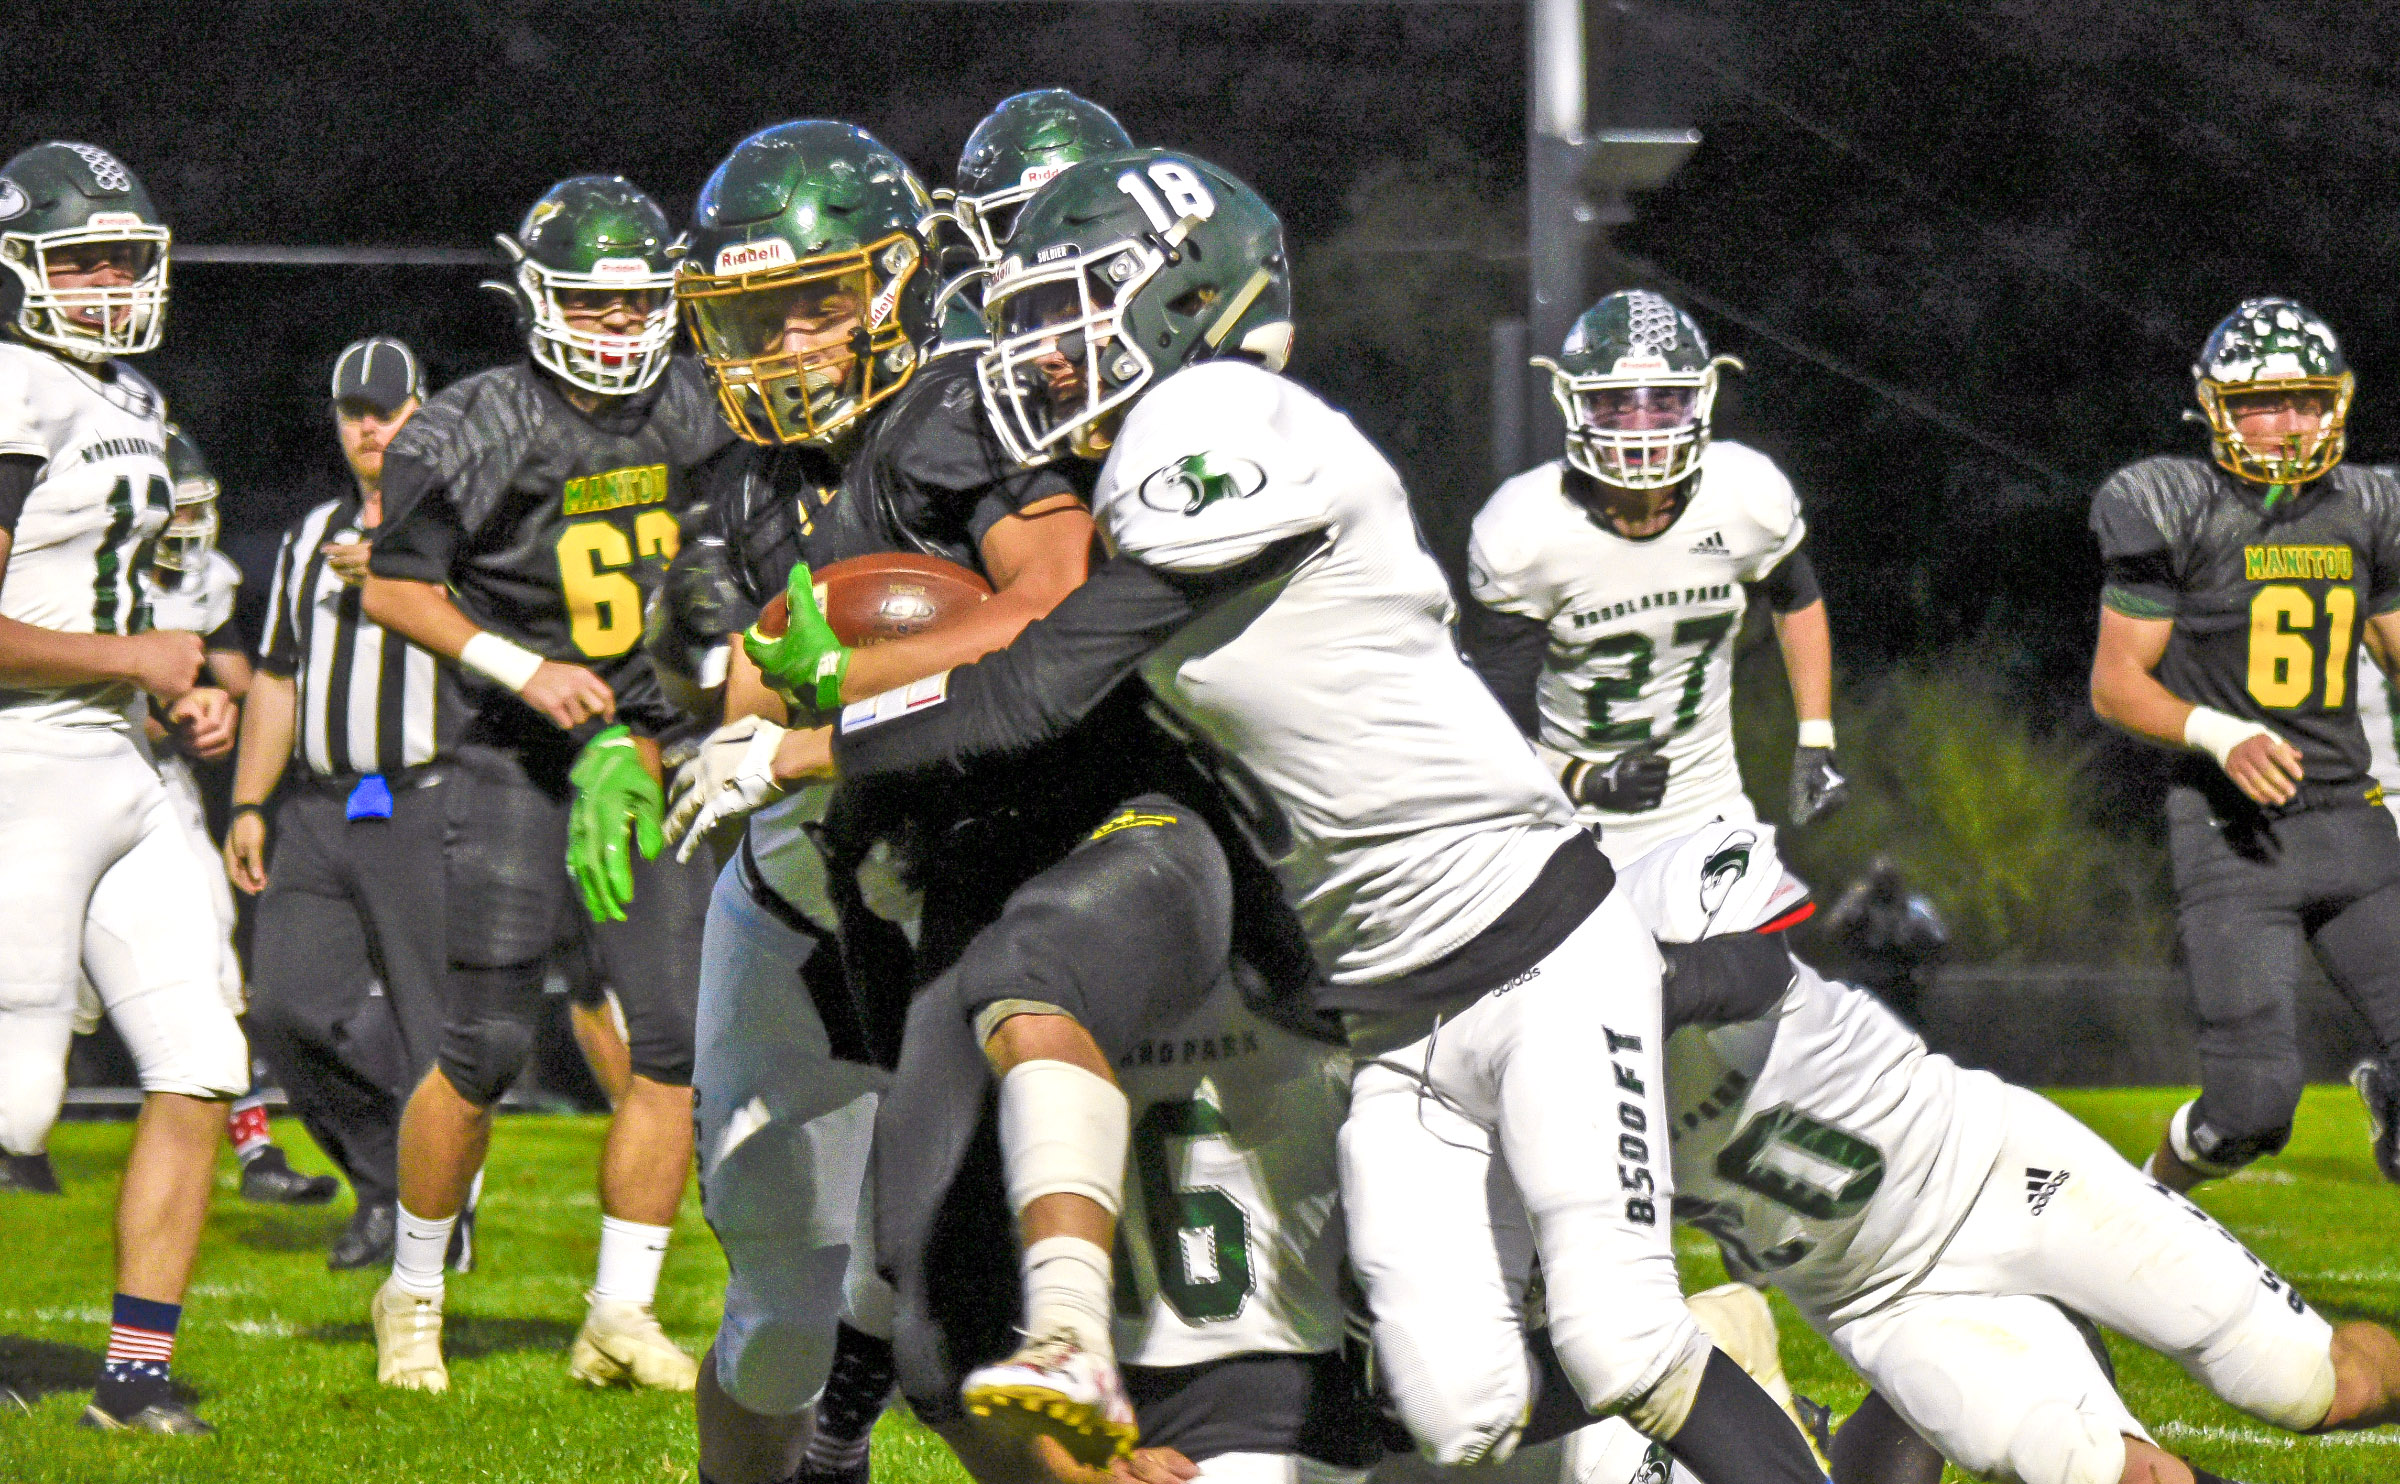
[[447, 1204, 476, 1273], [78, 1400, 215, 1436], [0, 1151, 61, 1195], [329, 1202, 397, 1271], [239, 1146, 340, 1206], [2355, 1059, 2400, 1183], [1790, 1393, 1835, 1462]]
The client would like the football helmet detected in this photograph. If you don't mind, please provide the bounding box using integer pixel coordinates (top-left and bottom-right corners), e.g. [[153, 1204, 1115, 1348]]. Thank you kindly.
[[0, 141, 170, 360], [977, 148, 1292, 465], [2194, 296, 2352, 490], [156, 424, 220, 579], [1534, 291, 1739, 491], [953, 90, 1135, 264], [492, 176, 677, 397], [675, 121, 936, 447]]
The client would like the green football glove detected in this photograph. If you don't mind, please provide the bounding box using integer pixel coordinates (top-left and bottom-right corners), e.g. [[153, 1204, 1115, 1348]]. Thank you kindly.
[[743, 562, 851, 715], [568, 724, 664, 923]]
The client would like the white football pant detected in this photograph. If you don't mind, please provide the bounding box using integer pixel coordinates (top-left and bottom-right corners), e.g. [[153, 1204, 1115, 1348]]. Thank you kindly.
[[155, 752, 244, 1014], [1344, 891, 1705, 1463], [0, 724, 247, 1154], [695, 859, 891, 1416], [1825, 1085, 2337, 1484]]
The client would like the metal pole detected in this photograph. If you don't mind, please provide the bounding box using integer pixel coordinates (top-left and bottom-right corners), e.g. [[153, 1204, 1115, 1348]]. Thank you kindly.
[[1489, 318, 1528, 490], [1524, 0, 1596, 469]]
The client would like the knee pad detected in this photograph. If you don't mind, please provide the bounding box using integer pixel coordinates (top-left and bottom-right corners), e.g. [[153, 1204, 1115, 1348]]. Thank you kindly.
[[2004, 1399, 2126, 1484], [1373, 1320, 1533, 1465], [0, 1038, 67, 1156], [2186, 1281, 2336, 1431], [2174, 1097, 2293, 1176], [437, 1017, 535, 1110], [715, 1245, 852, 1414]]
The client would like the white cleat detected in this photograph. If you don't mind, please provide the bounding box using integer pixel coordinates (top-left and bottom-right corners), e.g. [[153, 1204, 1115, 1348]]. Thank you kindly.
[[569, 1295, 700, 1391], [372, 1277, 449, 1393], [960, 1329, 1138, 1468]]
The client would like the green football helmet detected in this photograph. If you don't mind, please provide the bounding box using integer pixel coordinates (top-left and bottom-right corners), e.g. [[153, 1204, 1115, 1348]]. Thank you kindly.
[[2194, 296, 2352, 490], [157, 424, 220, 580], [0, 141, 170, 360], [953, 90, 1135, 264], [978, 148, 1292, 465], [492, 175, 677, 396], [675, 121, 937, 447], [1533, 291, 1739, 490]]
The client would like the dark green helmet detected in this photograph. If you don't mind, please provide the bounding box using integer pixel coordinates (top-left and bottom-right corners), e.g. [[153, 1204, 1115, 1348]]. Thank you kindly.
[[675, 121, 937, 447], [953, 90, 1134, 262], [2194, 296, 2353, 491], [1532, 290, 1738, 489], [0, 141, 170, 359], [157, 424, 220, 578], [491, 175, 676, 396], [978, 148, 1291, 464]]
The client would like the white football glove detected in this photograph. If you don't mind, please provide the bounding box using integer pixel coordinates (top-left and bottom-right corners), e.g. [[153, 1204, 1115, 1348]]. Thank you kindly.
[[666, 715, 790, 861]]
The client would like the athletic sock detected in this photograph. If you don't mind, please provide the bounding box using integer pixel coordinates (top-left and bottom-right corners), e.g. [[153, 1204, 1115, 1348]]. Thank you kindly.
[[802, 1322, 896, 1476], [1020, 1235, 1114, 1356], [392, 1203, 456, 1299], [590, 1215, 671, 1307], [227, 1094, 272, 1164], [92, 1294, 179, 1420]]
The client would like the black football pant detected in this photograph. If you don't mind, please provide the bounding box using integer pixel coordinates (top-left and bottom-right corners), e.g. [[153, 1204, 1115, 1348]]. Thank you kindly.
[[2168, 785, 2400, 1166], [247, 775, 447, 1209]]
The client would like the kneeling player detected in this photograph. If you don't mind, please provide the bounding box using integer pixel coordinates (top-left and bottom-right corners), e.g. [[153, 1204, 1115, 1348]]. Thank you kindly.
[[1619, 821, 2400, 1484]]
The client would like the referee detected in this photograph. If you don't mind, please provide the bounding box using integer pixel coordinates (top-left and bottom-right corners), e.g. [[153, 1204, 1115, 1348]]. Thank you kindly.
[[223, 337, 456, 1269]]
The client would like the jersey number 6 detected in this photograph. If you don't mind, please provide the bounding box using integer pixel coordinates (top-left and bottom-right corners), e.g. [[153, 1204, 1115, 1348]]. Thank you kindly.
[[2246, 582, 2356, 710], [557, 511, 679, 659]]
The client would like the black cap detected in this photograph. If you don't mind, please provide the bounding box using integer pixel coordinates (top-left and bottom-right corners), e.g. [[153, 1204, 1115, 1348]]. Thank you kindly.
[[330, 336, 423, 414]]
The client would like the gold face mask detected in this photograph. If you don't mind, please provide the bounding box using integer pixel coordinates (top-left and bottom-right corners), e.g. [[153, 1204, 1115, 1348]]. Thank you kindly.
[[2197, 374, 2355, 488], [675, 231, 922, 446]]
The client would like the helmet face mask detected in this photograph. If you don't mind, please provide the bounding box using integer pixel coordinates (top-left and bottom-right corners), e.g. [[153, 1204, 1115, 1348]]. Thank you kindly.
[[0, 143, 171, 360], [2194, 297, 2353, 490], [1537, 290, 1729, 492], [500, 176, 678, 398], [156, 425, 218, 582], [979, 239, 1165, 464]]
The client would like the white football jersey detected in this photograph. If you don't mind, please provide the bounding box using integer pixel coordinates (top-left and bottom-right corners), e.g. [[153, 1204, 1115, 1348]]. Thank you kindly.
[[1112, 970, 1351, 1368], [1096, 361, 1582, 988], [1467, 448, 1804, 861], [146, 548, 241, 639], [0, 341, 173, 732], [2354, 648, 2400, 830], [1614, 824, 2003, 1328]]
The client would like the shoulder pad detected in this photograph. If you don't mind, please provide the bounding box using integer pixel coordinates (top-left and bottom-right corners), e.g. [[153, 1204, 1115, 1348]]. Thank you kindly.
[[875, 356, 1008, 494], [1702, 441, 1800, 539], [1468, 461, 1567, 587], [1099, 363, 1333, 575], [2088, 455, 2213, 549]]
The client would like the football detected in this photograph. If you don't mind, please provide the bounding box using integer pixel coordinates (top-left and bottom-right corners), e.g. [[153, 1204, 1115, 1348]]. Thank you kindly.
[[755, 552, 993, 647]]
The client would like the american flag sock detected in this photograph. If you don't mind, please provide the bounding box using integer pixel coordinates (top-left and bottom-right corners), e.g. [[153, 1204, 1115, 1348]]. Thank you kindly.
[[228, 1095, 273, 1163], [93, 1293, 180, 1420]]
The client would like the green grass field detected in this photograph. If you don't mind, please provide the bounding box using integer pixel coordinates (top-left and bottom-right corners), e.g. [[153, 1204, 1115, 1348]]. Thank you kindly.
[[0, 1088, 2393, 1483]]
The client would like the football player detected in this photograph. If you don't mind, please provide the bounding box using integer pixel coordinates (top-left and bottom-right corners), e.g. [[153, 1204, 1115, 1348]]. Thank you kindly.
[[679, 149, 1831, 1484], [360, 174, 729, 1393], [1612, 819, 2400, 1484], [2088, 297, 2400, 1192], [0, 140, 248, 1436], [1465, 290, 1844, 866]]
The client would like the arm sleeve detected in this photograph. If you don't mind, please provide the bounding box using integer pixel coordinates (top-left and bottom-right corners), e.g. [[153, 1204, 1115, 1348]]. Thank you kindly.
[[1460, 596, 1549, 736], [831, 532, 1324, 780], [0, 453, 41, 538], [1658, 932, 1799, 1033], [2090, 474, 2180, 618], [365, 447, 462, 583], [257, 528, 302, 676], [1750, 542, 1821, 614]]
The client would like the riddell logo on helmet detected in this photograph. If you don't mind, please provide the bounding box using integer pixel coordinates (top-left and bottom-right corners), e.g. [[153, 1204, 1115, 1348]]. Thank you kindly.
[[587, 257, 653, 282], [1612, 351, 1670, 375], [87, 212, 144, 231], [715, 238, 796, 275], [1018, 162, 1068, 189]]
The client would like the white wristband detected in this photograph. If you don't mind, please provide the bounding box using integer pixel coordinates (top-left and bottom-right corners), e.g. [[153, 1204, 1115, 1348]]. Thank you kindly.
[[2183, 705, 2273, 768], [1797, 719, 1837, 750], [458, 631, 545, 693]]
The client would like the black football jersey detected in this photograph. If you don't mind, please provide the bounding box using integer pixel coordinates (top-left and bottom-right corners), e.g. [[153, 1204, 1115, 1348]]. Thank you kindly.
[[2092, 455, 2400, 789], [369, 356, 732, 757]]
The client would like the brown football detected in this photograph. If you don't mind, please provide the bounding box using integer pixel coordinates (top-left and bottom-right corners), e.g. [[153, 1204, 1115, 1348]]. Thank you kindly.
[[755, 552, 992, 648]]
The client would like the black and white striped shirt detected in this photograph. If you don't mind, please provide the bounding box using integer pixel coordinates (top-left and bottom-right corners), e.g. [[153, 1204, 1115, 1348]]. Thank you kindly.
[[259, 494, 460, 776]]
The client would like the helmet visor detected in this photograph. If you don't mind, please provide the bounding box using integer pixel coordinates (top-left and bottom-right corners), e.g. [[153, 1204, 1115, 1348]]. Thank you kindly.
[[675, 232, 922, 446]]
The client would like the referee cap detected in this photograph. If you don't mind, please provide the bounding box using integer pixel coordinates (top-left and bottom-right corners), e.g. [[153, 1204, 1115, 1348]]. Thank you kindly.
[[330, 336, 424, 413]]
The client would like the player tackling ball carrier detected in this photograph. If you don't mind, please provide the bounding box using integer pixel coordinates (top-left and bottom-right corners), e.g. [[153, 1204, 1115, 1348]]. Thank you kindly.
[[2088, 297, 2400, 1193], [672, 147, 1832, 1484], [1466, 290, 1844, 864]]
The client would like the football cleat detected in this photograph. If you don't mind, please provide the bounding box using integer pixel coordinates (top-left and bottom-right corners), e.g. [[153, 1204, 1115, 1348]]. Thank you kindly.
[[371, 1277, 449, 1393], [0, 1151, 61, 1195], [2354, 1059, 2400, 1183], [238, 1146, 339, 1206], [568, 1296, 698, 1391], [959, 1330, 1137, 1468], [328, 1202, 396, 1271], [77, 1400, 214, 1436]]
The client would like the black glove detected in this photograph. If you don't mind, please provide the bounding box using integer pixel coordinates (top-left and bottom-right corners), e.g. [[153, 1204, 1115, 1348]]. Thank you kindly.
[[1789, 745, 1850, 826], [1564, 747, 1672, 814]]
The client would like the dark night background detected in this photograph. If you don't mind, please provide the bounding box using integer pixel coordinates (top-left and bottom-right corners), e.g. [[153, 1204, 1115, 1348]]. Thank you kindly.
[[10, 0, 2399, 860]]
